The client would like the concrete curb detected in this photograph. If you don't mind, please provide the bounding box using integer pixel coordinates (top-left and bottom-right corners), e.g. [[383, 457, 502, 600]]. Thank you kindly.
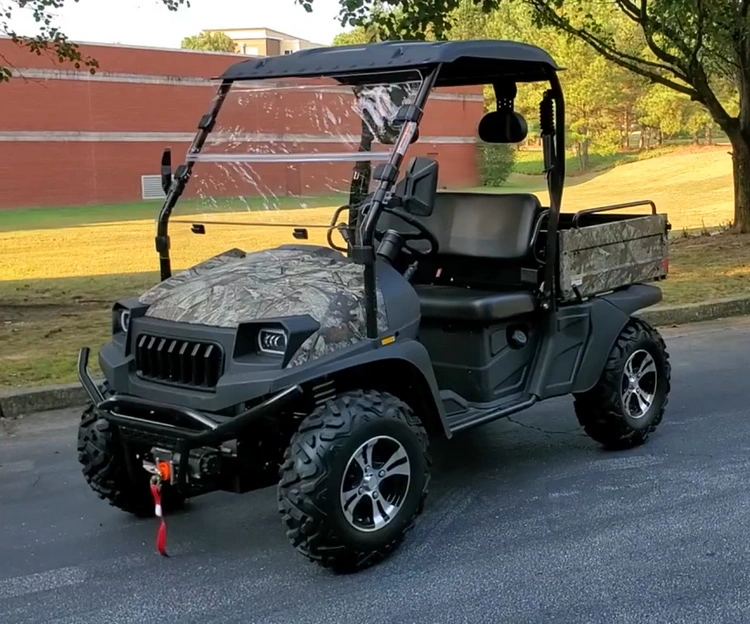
[[0, 379, 103, 420], [2, 295, 750, 420], [637, 294, 750, 327]]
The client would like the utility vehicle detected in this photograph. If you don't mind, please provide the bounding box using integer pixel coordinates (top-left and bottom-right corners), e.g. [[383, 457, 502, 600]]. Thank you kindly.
[[77, 39, 672, 572]]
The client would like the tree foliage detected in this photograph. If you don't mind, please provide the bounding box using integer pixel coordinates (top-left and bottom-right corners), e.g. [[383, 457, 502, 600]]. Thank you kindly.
[[477, 143, 515, 186], [332, 26, 376, 45], [333, 0, 716, 167], [180, 31, 236, 53], [0, 0, 190, 82]]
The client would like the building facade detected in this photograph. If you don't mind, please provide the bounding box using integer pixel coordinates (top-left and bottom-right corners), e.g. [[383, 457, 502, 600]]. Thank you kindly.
[[202, 27, 324, 56], [0, 38, 483, 211]]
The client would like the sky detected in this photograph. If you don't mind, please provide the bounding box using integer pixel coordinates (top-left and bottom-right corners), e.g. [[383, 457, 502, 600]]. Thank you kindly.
[[7, 0, 347, 49]]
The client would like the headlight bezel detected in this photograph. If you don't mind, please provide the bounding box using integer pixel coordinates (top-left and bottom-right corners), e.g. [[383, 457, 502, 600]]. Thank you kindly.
[[118, 308, 131, 334], [257, 328, 288, 356]]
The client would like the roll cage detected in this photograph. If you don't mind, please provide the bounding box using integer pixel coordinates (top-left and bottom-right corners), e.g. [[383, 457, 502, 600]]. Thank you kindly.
[[153, 39, 566, 340]]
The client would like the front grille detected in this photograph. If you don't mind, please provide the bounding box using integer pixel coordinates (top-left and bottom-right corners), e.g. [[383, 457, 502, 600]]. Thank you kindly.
[[135, 333, 224, 390]]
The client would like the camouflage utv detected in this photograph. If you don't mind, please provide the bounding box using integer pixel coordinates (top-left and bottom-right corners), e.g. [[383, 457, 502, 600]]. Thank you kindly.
[[77, 39, 672, 572]]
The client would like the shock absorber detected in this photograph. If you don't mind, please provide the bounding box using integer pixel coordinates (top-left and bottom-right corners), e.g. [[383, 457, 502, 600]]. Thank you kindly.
[[540, 91, 555, 174]]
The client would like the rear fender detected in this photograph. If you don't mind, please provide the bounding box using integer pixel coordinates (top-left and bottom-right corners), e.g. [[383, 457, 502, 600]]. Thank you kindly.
[[571, 284, 662, 394]]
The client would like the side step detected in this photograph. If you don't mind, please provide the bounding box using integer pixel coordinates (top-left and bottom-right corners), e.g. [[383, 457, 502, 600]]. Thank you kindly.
[[442, 392, 537, 433]]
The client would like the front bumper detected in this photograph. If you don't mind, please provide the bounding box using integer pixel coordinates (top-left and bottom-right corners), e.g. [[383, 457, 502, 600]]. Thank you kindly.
[[77, 347, 302, 488]]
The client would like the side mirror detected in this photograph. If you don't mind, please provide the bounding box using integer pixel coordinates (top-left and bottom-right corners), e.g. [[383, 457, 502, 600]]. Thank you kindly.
[[160, 148, 172, 195], [402, 157, 438, 217]]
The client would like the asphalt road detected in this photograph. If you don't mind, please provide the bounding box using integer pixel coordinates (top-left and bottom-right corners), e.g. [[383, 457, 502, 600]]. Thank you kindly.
[[2, 317, 750, 624]]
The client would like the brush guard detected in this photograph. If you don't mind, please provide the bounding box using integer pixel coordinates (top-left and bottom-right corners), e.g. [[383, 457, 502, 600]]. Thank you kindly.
[[77, 347, 303, 490]]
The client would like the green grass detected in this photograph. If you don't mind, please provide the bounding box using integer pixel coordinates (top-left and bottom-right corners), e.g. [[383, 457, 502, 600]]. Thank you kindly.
[[0, 201, 161, 232], [0, 145, 743, 389], [513, 146, 679, 177], [0, 194, 348, 232], [0, 273, 159, 389], [2, 230, 749, 390]]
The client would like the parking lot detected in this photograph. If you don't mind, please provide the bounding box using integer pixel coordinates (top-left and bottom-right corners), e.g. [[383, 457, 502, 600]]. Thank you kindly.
[[2, 317, 750, 624]]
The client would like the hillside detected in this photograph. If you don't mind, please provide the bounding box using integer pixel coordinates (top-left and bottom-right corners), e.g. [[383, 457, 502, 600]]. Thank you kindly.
[[0, 146, 737, 281], [525, 146, 734, 231]]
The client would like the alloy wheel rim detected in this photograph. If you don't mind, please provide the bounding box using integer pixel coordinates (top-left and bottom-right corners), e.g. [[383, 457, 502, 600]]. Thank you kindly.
[[339, 435, 411, 533], [621, 349, 658, 419]]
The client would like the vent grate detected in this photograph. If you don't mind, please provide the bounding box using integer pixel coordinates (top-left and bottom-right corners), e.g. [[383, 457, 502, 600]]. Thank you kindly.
[[141, 175, 166, 200], [311, 379, 336, 406], [135, 333, 224, 390]]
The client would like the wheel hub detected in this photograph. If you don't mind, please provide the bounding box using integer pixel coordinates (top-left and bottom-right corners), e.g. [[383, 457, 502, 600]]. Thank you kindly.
[[362, 472, 379, 492]]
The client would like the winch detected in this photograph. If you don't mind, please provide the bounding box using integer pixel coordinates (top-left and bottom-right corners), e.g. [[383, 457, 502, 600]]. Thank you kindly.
[[143, 446, 222, 484]]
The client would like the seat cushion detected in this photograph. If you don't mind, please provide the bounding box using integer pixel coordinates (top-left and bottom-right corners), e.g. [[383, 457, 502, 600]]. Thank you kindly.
[[415, 284, 536, 322]]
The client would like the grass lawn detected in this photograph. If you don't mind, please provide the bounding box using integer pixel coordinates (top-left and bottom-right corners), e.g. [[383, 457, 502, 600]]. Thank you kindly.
[[0, 194, 348, 233], [513, 145, 682, 176], [0, 145, 743, 390], [2, 230, 747, 390]]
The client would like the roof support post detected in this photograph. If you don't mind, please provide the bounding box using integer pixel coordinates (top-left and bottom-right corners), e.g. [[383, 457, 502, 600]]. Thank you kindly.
[[356, 64, 441, 339], [155, 80, 231, 282]]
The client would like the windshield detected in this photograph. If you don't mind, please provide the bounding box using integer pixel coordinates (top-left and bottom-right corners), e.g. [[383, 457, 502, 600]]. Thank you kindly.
[[167, 72, 424, 270]]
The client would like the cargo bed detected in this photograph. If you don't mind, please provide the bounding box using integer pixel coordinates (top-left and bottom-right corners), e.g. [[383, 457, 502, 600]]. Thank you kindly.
[[556, 201, 669, 302]]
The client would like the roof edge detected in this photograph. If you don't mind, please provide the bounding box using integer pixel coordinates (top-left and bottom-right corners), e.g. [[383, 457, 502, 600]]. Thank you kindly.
[[219, 39, 560, 83], [0, 34, 251, 58]]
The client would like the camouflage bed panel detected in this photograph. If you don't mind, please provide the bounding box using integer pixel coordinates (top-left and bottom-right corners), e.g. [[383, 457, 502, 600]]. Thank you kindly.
[[558, 214, 669, 302]]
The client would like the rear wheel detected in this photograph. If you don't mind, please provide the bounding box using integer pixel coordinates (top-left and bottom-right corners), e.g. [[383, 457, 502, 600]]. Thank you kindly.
[[574, 318, 671, 449], [77, 390, 185, 517], [278, 389, 430, 573]]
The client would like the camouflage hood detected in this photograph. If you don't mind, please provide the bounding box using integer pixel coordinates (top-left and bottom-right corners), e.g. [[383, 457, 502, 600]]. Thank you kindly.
[[138, 245, 388, 366]]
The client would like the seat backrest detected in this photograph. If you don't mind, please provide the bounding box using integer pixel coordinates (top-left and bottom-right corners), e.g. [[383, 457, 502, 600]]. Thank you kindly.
[[378, 190, 544, 261]]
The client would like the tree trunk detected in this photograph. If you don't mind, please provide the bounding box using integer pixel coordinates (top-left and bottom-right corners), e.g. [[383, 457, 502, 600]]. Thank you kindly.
[[583, 139, 591, 170], [706, 126, 713, 145], [624, 110, 630, 148], [729, 133, 750, 232]]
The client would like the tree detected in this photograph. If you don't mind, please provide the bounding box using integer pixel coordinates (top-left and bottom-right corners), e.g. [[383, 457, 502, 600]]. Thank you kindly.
[[637, 84, 689, 145], [333, 27, 376, 45], [180, 31, 236, 53], [300, 0, 750, 232], [1, 0, 188, 82], [684, 104, 715, 145]]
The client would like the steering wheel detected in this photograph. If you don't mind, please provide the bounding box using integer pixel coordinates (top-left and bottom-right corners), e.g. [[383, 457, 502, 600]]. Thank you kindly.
[[373, 205, 440, 260]]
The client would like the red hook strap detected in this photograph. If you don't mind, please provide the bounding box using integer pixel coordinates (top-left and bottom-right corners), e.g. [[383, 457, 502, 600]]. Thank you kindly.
[[150, 478, 168, 557]]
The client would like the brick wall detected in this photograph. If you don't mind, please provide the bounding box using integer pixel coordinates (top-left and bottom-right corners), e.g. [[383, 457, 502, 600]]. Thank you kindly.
[[0, 38, 483, 210]]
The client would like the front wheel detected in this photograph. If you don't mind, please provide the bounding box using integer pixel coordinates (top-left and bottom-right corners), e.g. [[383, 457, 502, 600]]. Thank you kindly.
[[277, 389, 430, 573], [574, 318, 671, 449]]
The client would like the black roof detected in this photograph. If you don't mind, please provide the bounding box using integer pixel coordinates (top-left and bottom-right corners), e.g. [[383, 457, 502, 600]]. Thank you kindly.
[[220, 39, 560, 86]]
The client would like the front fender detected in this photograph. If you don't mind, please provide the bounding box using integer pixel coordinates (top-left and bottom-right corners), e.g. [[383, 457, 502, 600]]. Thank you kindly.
[[307, 339, 451, 439]]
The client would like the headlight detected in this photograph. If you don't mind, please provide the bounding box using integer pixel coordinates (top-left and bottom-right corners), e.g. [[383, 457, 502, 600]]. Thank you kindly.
[[257, 328, 287, 355], [119, 309, 131, 333]]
